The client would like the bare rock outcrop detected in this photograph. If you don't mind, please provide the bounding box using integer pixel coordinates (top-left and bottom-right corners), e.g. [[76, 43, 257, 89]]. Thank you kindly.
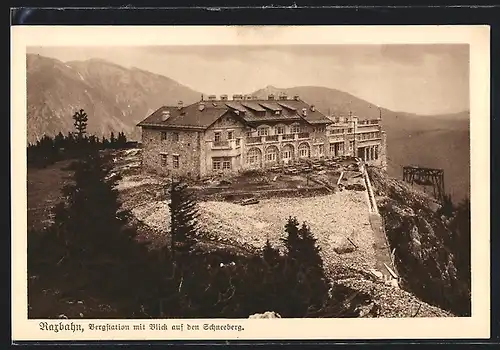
[[248, 311, 281, 319]]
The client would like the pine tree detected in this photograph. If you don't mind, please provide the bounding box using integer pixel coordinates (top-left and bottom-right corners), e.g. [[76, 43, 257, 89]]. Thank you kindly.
[[110, 132, 116, 148], [117, 132, 127, 148], [279, 217, 329, 317], [168, 180, 199, 258], [281, 216, 301, 262], [54, 132, 65, 150], [72, 109, 88, 139], [297, 222, 329, 312], [262, 238, 281, 267], [102, 135, 110, 149]]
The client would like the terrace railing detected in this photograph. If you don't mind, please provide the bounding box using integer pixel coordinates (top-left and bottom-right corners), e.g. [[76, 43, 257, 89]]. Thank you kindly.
[[298, 132, 310, 139], [265, 135, 279, 142], [212, 140, 231, 148], [246, 136, 263, 144], [282, 134, 295, 140]]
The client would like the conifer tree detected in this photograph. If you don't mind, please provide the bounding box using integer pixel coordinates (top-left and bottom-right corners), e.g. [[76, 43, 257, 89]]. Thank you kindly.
[[72, 109, 88, 139], [262, 238, 281, 267], [281, 216, 301, 262], [168, 180, 199, 258], [297, 222, 329, 311], [279, 217, 329, 316], [117, 132, 127, 148], [110, 132, 116, 147], [102, 135, 110, 149]]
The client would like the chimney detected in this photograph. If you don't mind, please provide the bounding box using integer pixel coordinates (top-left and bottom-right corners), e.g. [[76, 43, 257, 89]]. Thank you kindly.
[[279, 93, 288, 100], [233, 94, 243, 100], [293, 95, 300, 101], [268, 94, 275, 100], [208, 95, 217, 101], [310, 105, 316, 112], [245, 95, 252, 100], [198, 102, 205, 111], [177, 100, 183, 109], [220, 94, 228, 101], [161, 110, 171, 122], [302, 108, 307, 117]]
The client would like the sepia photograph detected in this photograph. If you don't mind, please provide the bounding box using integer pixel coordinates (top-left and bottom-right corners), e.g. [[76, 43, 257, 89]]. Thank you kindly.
[[12, 25, 490, 341]]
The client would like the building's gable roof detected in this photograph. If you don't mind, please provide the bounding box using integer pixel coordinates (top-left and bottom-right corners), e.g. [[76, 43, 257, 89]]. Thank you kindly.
[[137, 103, 228, 130], [137, 97, 332, 130]]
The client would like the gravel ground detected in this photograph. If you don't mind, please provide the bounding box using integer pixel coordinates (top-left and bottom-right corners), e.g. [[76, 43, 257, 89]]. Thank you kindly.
[[130, 190, 377, 276]]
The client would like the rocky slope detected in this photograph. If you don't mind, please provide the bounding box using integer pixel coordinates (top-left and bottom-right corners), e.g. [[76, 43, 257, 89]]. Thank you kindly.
[[367, 166, 471, 316]]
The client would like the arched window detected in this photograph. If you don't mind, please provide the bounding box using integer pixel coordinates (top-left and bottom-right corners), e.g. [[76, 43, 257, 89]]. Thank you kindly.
[[247, 148, 262, 165], [281, 144, 294, 162], [266, 146, 279, 163], [298, 143, 310, 158]]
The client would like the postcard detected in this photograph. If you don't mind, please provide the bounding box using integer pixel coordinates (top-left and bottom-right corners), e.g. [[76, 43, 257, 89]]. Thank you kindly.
[[11, 24, 490, 341]]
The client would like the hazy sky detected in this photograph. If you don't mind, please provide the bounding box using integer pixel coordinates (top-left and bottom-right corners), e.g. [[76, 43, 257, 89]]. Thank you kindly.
[[27, 44, 469, 115]]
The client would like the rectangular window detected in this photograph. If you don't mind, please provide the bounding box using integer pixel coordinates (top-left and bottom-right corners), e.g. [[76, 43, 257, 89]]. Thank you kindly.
[[213, 159, 221, 170], [222, 159, 231, 170], [173, 155, 179, 168], [291, 125, 301, 133], [213, 157, 231, 170], [160, 154, 167, 166], [258, 128, 269, 136], [161, 132, 167, 141], [172, 132, 179, 142], [236, 138, 241, 146], [276, 126, 285, 135], [227, 130, 234, 140], [348, 128, 353, 133], [214, 132, 221, 142], [246, 132, 253, 138], [329, 143, 335, 153]]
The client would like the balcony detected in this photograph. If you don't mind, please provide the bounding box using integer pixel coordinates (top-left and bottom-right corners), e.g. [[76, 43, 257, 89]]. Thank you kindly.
[[265, 135, 279, 142], [297, 132, 310, 139], [329, 134, 345, 142], [282, 133, 295, 141], [212, 140, 231, 149], [246, 136, 263, 144]]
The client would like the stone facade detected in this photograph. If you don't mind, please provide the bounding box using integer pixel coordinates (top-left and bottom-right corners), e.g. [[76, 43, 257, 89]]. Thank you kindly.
[[141, 127, 202, 177]]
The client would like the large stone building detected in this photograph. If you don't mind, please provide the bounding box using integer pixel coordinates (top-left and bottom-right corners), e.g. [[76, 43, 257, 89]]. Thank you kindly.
[[137, 93, 387, 178]]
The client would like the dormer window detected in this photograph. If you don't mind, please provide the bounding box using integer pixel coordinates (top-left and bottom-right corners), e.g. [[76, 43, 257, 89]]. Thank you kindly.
[[275, 110, 281, 115]]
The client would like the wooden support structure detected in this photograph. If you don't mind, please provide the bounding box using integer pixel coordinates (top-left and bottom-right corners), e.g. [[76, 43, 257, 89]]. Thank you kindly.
[[402, 165, 445, 202]]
